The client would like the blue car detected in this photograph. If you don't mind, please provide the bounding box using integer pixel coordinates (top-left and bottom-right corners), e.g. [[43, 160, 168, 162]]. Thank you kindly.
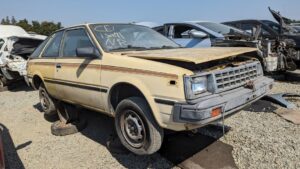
[[148, 21, 300, 73], [152, 21, 250, 48]]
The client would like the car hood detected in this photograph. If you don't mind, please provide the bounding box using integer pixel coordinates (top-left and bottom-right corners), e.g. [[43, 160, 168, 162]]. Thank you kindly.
[[118, 47, 257, 64], [268, 7, 298, 34], [269, 7, 291, 25]]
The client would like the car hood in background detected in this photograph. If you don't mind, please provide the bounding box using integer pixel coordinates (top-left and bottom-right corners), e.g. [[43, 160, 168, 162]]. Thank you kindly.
[[119, 47, 257, 64]]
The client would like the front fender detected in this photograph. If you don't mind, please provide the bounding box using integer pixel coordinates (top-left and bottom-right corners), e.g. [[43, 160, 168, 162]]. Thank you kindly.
[[105, 76, 166, 128]]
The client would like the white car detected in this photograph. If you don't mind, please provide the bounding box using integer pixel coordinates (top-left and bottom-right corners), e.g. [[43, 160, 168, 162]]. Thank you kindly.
[[0, 25, 46, 87]]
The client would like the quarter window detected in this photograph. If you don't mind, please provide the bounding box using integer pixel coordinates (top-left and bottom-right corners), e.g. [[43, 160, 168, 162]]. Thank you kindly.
[[31, 37, 50, 58], [62, 29, 93, 57], [43, 31, 64, 58]]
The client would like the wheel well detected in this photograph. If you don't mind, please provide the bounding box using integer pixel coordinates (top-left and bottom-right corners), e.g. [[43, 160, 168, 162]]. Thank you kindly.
[[109, 83, 146, 111], [32, 75, 43, 90]]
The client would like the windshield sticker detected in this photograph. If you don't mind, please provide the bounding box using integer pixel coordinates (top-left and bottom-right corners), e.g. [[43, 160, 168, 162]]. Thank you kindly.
[[94, 25, 127, 49], [94, 25, 115, 33]]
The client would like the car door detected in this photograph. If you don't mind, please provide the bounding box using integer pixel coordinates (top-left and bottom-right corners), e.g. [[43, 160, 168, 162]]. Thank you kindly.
[[167, 24, 211, 48], [55, 27, 104, 110], [34, 31, 64, 98]]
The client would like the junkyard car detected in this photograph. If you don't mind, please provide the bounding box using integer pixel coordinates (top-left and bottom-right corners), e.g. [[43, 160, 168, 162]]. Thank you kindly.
[[152, 21, 298, 73], [27, 23, 273, 155], [223, 7, 300, 69], [0, 25, 46, 87], [0, 126, 4, 169]]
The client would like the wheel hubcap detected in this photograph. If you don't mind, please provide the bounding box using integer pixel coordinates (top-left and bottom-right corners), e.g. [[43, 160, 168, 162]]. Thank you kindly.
[[120, 110, 146, 148]]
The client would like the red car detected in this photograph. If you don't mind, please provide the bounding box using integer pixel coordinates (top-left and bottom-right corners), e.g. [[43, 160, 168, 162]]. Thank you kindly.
[[0, 128, 5, 169]]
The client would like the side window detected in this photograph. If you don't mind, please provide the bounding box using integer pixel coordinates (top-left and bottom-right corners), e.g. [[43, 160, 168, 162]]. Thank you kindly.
[[241, 24, 255, 34], [43, 31, 63, 58], [62, 29, 93, 57], [261, 28, 271, 36], [173, 25, 196, 38], [30, 37, 50, 58]]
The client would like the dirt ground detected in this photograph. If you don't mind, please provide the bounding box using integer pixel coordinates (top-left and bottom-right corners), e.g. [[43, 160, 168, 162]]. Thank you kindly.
[[1, 76, 300, 169]]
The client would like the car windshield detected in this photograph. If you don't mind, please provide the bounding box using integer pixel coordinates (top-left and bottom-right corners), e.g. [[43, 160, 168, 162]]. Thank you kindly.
[[197, 22, 246, 35], [90, 24, 180, 51], [261, 20, 298, 34], [292, 26, 300, 33], [261, 20, 281, 33], [0, 39, 4, 50]]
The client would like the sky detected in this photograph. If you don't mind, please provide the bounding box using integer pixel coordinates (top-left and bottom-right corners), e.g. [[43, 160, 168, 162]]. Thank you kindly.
[[0, 0, 299, 26]]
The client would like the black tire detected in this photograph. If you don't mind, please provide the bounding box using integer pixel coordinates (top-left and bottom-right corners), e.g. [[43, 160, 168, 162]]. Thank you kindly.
[[39, 83, 57, 116], [51, 119, 86, 136], [115, 97, 163, 155], [0, 77, 7, 88]]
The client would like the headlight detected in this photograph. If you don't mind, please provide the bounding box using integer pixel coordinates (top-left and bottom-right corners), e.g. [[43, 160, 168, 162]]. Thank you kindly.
[[191, 77, 207, 94], [184, 76, 208, 100]]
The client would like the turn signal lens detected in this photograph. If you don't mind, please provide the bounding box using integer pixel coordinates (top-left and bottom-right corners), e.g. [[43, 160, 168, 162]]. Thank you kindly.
[[211, 107, 222, 117]]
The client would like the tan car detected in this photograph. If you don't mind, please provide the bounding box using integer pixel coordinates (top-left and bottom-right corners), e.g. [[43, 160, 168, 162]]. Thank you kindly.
[[27, 23, 273, 155]]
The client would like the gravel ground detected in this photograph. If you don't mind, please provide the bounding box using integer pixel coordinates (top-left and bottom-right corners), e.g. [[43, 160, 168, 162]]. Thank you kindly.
[[0, 85, 174, 169], [218, 79, 300, 169], [1, 78, 300, 169]]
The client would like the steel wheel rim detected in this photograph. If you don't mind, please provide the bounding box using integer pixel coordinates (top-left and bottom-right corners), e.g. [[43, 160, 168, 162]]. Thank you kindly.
[[40, 90, 50, 110], [120, 110, 146, 148]]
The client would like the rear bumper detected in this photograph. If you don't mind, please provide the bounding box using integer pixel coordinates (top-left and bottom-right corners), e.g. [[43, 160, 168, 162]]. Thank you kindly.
[[172, 76, 273, 125]]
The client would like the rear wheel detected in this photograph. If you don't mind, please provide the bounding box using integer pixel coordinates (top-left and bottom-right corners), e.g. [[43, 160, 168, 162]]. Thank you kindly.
[[39, 83, 57, 116], [0, 77, 7, 88], [51, 102, 86, 136], [115, 97, 163, 155]]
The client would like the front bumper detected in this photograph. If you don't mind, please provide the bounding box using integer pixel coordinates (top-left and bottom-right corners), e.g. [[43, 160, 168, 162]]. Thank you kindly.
[[172, 76, 273, 125]]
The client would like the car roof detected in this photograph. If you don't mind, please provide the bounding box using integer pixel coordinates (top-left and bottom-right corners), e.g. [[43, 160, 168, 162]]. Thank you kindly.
[[55, 23, 135, 33]]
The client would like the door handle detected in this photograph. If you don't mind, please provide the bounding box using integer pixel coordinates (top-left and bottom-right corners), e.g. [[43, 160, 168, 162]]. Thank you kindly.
[[56, 63, 62, 69]]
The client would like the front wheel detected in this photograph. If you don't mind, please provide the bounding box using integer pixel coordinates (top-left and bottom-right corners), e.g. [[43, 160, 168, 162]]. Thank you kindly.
[[115, 97, 164, 155]]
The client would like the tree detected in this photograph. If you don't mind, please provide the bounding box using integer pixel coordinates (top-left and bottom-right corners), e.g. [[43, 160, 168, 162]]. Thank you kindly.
[[16, 19, 31, 31], [11, 16, 17, 25], [1, 18, 5, 24], [39, 21, 62, 35], [5, 16, 10, 25], [0, 16, 63, 35], [31, 20, 41, 33]]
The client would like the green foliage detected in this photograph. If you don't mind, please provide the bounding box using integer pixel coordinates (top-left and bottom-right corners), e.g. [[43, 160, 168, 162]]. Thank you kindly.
[[1, 16, 63, 36]]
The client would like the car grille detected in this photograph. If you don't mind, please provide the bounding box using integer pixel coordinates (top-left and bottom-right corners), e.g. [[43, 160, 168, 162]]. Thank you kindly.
[[213, 62, 260, 92]]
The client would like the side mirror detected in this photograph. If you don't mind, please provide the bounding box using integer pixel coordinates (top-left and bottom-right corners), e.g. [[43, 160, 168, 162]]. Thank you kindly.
[[76, 47, 100, 58], [189, 30, 208, 39]]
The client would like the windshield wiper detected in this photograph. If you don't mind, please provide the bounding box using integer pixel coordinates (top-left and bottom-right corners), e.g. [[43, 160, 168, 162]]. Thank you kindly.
[[149, 45, 179, 50], [110, 45, 148, 51]]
